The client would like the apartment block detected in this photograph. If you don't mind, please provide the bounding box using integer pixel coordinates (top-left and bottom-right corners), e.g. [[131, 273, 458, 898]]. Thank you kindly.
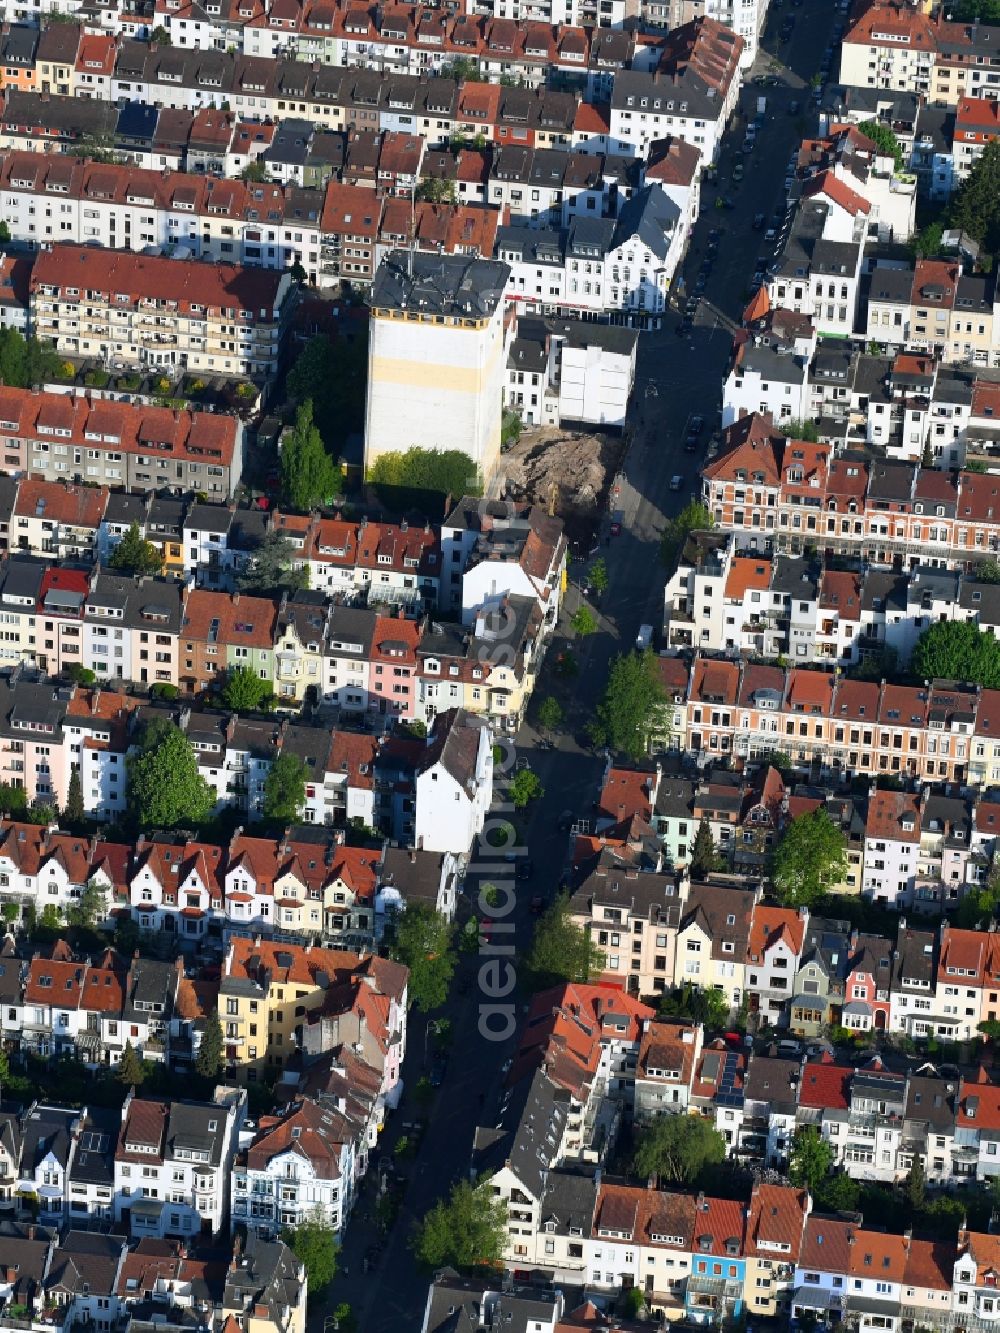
[[29, 246, 293, 380]]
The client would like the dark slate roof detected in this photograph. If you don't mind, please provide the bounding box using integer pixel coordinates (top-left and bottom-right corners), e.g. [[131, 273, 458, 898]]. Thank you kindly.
[[472, 1066, 568, 1201], [611, 183, 680, 261], [369, 253, 510, 319]]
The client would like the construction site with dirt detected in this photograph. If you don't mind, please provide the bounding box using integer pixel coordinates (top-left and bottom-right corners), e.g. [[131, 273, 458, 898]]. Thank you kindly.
[[500, 425, 629, 548]]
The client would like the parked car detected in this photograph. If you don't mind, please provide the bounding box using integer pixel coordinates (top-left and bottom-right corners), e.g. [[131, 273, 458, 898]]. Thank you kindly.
[[753, 212, 766, 229], [429, 1055, 448, 1087]]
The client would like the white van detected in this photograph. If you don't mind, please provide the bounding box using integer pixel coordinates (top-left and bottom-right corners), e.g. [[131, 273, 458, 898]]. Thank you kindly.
[[636, 624, 654, 651]]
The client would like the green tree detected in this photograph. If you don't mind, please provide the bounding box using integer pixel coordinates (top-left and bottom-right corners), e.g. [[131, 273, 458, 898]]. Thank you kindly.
[[196, 1012, 223, 1080], [777, 418, 820, 442], [690, 817, 723, 878], [589, 557, 609, 596], [951, 0, 1000, 17], [0, 222, 9, 244], [858, 119, 905, 171], [0, 783, 26, 817], [660, 500, 713, 566], [950, 139, 1000, 254], [368, 448, 481, 508], [236, 531, 308, 595], [0, 329, 60, 388], [501, 409, 522, 447], [411, 1179, 507, 1272], [65, 664, 96, 687], [286, 331, 369, 449], [633, 1113, 726, 1184], [621, 1289, 645, 1319], [905, 1156, 926, 1208], [282, 1211, 338, 1300], [978, 559, 1000, 584], [262, 753, 308, 825], [221, 665, 271, 713], [150, 24, 171, 43], [118, 1040, 145, 1087], [509, 768, 543, 808], [416, 177, 457, 204], [536, 695, 563, 731], [441, 56, 483, 82], [910, 220, 945, 260], [658, 982, 729, 1030], [956, 854, 1000, 928], [241, 159, 267, 182], [64, 768, 85, 828], [127, 717, 214, 830], [571, 606, 598, 637], [289, 259, 307, 285], [67, 878, 107, 931], [849, 644, 899, 683], [913, 619, 1000, 687], [789, 1125, 834, 1193], [281, 400, 342, 511], [390, 905, 456, 1012], [814, 1170, 860, 1213], [109, 522, 163, 577], [590, 650, 666, 760], [772, 808, 848, 908], [524, 895, 604, 991]]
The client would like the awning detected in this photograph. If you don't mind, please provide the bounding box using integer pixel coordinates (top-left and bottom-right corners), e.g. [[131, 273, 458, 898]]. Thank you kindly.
[[130, 1198, 165, 1219], [792, 1287, 841, 1312], [790, 994, 826, 1013], [846, 1295, 902, 1316], [843, 1000, 873, 1017]]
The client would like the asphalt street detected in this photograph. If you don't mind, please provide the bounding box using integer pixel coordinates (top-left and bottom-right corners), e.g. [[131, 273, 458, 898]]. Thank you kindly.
[[318, 4, 840, 1328]]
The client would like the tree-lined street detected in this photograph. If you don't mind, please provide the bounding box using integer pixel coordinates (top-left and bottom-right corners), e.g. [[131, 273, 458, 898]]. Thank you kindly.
[[316, 1, 841, 1325]]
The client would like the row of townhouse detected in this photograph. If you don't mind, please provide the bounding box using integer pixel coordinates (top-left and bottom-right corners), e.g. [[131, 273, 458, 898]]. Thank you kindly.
[[571, 761, 1000, 1039], [0, 927, 407, 1098], [0, 494, 561, 706], [0, 800, 465, 943], [495, 183, 685, 322], [606, 20, 744, 164], [0, 396, 243, 500], [725, 319, 998, 467], [27, 244, 292, 382], [700, 409, 1000, 567], [496, 1163, 1000, 1333], [0, 469, 565, 634], [0, 20, 743, 171], [0, 667, 492, 842], [865, 257, 1000, 369], [470, 978, 1000, 1325], [839, 0, 1000, 109], [2, 47, 581, 150], [597, 752, 1000, 919], [662, 529, 1000, 667], [0, 1221, 306, 1333], [0, 151, 501, 290], [0, 11, 634, 93], [0, 148, 702, 322], [651, 647, 1000, 789]]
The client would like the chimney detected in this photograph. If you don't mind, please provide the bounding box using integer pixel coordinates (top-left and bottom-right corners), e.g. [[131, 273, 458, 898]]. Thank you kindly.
[[233, 591, 240, 605]]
